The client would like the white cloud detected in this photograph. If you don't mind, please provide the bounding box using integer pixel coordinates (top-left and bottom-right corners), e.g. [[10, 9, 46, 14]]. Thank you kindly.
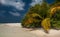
[[30, 0, 43, 6], [9, 12, 20, 16], [0, 0, 25, 10]]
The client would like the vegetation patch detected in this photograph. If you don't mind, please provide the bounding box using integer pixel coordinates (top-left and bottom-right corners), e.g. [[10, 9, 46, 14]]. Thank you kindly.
[[21, 0, 60, 33]]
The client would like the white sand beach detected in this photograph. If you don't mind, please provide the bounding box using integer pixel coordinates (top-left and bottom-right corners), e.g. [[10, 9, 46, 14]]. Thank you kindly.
[[0, 23, 60, 37]]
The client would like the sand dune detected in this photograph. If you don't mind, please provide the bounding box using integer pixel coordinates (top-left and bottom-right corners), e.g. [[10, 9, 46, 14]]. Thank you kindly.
[[0, 23, 22, 27], [0, 23, 60, 37], [30, 29, 60, 37]]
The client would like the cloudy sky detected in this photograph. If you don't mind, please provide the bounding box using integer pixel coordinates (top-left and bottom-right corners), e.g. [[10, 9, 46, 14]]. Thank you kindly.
[[0, 0, 55, 23]]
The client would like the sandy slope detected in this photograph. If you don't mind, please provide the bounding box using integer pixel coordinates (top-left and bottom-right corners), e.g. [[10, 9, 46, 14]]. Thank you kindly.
[[30, 29, 60, 37], [0, 23, 60, 37], [0, 23, 37, 37]]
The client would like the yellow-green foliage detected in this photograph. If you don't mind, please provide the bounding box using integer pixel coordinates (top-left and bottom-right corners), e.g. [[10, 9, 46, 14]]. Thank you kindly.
[[41, 18, 51, 31], [21, 0, 60, 33], [21, 0, 50, 30], [22, 13, 42, 28], [50, 6, 60, 29]]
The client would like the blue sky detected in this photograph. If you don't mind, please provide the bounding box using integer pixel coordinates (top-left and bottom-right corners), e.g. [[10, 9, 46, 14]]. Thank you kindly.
[[0, 0, 55, 23]]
